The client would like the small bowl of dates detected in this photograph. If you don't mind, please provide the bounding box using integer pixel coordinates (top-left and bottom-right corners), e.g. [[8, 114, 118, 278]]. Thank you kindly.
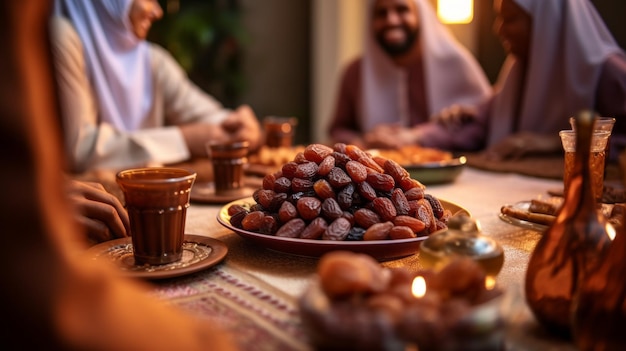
[[298, 251, 505, 351]]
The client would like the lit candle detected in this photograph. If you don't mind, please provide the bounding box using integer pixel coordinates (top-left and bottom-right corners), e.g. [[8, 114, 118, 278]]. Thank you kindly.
[[410, 276, 441, 309], [412, 276, 426, 298], [400, 276, 444, 347], [485, 276, 496, 290], [606, 222, 616, 240]]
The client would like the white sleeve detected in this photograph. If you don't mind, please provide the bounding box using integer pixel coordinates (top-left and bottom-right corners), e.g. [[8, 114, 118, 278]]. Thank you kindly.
[[150, 43, 231, 126]]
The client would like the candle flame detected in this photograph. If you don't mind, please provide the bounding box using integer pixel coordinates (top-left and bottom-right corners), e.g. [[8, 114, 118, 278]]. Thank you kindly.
[[606, 223, 616, 241], [485, 276, 496, 290], [412, 276, 426, 298]]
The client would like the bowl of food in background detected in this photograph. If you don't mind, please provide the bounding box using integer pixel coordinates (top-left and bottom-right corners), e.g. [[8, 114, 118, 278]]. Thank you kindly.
[[369, 146, 466, 185]]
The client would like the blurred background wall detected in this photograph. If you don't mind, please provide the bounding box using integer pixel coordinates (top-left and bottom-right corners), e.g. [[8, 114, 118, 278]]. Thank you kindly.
[[150, 0, 626, 147]]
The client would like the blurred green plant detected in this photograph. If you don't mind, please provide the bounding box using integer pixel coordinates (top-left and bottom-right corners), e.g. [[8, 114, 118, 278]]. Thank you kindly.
[[148, 0, 247, 108]]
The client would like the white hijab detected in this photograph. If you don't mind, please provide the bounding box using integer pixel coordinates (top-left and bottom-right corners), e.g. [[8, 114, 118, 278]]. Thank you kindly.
[[54, 0, 153, 131], [488, 0, 624, 145], [361, 0, 491, 132]]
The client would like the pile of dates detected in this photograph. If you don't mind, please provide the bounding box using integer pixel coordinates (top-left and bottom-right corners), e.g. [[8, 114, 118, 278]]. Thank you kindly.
[[227, 143, 452, 241]]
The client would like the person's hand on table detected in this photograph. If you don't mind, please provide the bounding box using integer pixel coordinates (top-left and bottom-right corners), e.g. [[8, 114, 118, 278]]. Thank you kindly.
[[221, 104, 261, 151], [434, 104, 479, 131], [364, 124, 417, 149], [67, 180, 130, 244], [363, 124, 398, 149], [483, 132, 562, 161], [180, 104, 261, 157]]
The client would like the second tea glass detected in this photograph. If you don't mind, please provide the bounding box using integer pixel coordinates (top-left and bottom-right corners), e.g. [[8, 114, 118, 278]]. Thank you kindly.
[[263, 116, 297, 148], [207, 141, 249, 196], [559, 130, 610, 201]]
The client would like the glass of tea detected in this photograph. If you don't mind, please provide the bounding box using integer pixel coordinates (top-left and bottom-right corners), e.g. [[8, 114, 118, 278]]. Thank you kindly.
[[116, 167, 196, 265], [559, 129, 611, 201], [206, 141, 249, 196], [263, 116, 297, 148]]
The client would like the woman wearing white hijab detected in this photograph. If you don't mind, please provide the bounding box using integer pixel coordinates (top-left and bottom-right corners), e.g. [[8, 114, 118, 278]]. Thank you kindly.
[[51, 0, 260, 172], [328, 0, 492, 151], [483, 0, 626, 160]]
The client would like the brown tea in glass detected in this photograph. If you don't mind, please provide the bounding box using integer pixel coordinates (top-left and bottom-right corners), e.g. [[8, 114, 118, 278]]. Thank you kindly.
[[263, 116, 297, 148], [560, 129, 610, 201], [116, 167, 196, 265], [207, 141, 249, 196], [570, 116, 615, 166]]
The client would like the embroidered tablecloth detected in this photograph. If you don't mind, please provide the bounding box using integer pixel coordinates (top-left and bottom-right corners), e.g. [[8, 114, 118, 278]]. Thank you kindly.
[[151, 264, 311, 351]]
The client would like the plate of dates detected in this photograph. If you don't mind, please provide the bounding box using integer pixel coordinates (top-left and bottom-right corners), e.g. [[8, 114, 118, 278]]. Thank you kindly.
[[218, 197, 468, 260], [216, 143, 469, 260]]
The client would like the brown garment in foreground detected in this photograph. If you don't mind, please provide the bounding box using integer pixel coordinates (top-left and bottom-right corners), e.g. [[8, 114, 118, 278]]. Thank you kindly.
[[0, 2, 237, 350]]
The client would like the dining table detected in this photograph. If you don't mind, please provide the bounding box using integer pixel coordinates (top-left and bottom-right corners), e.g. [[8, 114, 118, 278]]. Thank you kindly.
[[81, 156, 624, 351]]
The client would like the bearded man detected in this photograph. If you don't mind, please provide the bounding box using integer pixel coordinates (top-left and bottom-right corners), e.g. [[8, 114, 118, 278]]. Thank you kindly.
[[328, 0, 491, 151]]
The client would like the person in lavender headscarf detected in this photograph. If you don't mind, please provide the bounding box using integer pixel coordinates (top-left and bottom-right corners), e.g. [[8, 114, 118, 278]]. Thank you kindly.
[[328, 0, 492, 151], [453, 0, 626, 160], [50, 0, 261, 173]]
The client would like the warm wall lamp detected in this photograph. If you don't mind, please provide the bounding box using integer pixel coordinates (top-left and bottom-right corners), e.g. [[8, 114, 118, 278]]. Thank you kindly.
[[437, 0, 474, 24]]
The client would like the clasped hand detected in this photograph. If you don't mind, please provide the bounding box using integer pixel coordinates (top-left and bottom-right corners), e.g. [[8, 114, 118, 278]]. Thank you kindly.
[[434, 104, 479, 131], [180, 104, 261, 157], [363, 124, 417, 149], [67, 180, 130, 244]]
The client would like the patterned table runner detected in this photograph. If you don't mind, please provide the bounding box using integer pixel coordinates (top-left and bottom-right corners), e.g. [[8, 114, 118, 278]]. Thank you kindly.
[[150, 264, 311, 351]]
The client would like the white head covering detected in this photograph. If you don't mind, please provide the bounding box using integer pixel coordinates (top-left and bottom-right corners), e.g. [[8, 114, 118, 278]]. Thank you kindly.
[[488, 0, 625, 145], [54, 0, 153, 131], [361, 0, 491, 132]]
